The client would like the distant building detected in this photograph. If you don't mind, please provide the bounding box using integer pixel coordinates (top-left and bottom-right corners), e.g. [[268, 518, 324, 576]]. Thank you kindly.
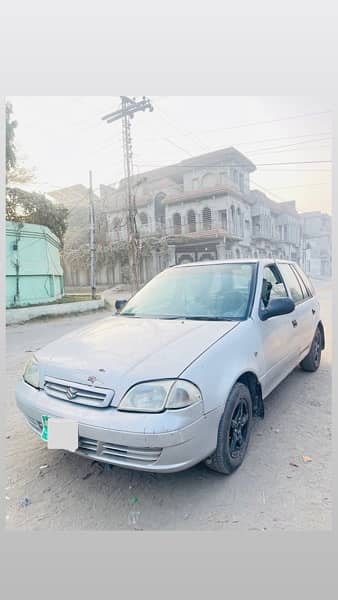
[[301, 212, 332, 277], [249, 191, 301, 262], [48, 184, 117, 288], [6, 221, 64, 308]]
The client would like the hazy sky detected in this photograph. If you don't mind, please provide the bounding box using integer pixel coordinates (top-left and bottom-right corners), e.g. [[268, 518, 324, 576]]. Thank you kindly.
[[9, 96, 332, 214]]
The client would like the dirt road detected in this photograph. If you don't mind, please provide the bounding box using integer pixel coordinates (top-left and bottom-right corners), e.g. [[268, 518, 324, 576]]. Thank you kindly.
[[5, 285, 332, 530]]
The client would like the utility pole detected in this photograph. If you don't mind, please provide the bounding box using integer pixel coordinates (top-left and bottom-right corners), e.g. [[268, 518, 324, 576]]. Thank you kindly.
[[102, 96, 153, 294], [89, 170, 96, 299]]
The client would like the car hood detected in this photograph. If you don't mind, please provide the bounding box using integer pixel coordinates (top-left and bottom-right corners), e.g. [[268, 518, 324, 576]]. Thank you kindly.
[[36, 316, 239, 405]]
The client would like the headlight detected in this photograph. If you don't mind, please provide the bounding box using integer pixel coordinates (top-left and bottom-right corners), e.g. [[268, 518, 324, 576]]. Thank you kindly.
[[23, 356, 40, 389], [118, 380, 202, 413]]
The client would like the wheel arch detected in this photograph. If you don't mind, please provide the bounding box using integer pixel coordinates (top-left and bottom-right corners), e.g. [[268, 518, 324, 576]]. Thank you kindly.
[[236, 371, 264, 419], [318, 320, 325, 350]]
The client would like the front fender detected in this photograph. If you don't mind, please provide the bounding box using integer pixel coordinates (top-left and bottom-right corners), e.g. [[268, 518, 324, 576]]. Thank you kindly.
[[181, 320, 262, 414]]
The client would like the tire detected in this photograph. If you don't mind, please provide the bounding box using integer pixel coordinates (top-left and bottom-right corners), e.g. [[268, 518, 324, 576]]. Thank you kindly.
[[205, 382, 253, 475], [300, 326, 322, 372]]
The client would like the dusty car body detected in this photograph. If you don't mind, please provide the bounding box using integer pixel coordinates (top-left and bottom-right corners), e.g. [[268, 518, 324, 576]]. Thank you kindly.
[[16, 259, 324, 474]]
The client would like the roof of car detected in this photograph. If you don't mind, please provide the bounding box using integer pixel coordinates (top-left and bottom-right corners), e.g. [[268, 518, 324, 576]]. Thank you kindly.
[[172, 258, 298, 268]]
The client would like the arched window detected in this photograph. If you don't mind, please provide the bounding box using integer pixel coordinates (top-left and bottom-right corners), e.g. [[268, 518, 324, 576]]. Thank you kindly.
[[199, 253, 214, 262], [112, 216, 122, 240], [187, 209, 196, 233], [154, 192, 166, 231], [139, 212, 148, 226], [239, 172, 244, 192], [202, 173, 216, 189], [237, 207, 242, 235], [178, 254, 194, 264], [202, 207, 212, 230], [173, 212, 182, 234]]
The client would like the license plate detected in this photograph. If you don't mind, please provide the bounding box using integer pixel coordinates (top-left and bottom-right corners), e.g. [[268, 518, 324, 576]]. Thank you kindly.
[[41, 415, 79, 452]]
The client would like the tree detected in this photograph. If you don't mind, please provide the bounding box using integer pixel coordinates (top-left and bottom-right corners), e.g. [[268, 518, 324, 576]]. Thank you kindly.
[[6, 102, 67, 245], [6, 187, 69, 247], [6, 101, 17, 174], [6, 100, 35, 185]]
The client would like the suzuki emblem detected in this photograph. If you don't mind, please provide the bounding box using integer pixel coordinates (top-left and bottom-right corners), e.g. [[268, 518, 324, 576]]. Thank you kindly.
[[66, 387, 78, 400]]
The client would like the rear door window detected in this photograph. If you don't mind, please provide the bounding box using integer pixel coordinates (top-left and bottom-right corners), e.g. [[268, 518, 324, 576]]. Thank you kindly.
[[278, 263, 304, 304], [290, 265, 309, 299]]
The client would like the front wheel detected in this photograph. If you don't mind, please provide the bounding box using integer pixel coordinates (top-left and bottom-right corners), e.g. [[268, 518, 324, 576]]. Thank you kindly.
[[300, 326, 322, 372], [205, 382, 253, 475]]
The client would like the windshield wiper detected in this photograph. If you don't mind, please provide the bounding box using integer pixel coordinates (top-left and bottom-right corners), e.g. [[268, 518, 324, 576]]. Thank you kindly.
[[119, 314, 235, 322], [159, 315, 235, 321], [183, 316, 235, 321]]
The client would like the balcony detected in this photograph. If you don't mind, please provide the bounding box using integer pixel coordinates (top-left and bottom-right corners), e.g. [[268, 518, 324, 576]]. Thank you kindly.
[[110, 208, 244, 243], [166, 211, 243, 241], [252, 228, 274, 241]]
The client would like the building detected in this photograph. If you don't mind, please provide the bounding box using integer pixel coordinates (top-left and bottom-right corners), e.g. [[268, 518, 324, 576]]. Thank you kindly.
[[52, 148, 330, 288], [101, 147, 257, 279], [250, 191, 302, 262], [301, 212, 332, 277], [6, 221, 64, 308], [48, 184, 117, 288], [101, 146, 305, 283]]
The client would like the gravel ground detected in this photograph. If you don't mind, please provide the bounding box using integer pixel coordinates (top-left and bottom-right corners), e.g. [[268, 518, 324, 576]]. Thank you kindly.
[[5, 286, 332, 531]]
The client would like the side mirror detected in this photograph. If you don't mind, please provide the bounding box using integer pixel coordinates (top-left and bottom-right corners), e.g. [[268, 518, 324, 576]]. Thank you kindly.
[[261, 297, 295, 321], [115, 299, 128, 313]]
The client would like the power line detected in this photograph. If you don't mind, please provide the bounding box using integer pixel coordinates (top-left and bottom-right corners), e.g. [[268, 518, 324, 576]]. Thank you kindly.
[[242, 136, 331, 156], [153, 103, 211, 153], [133, 159, 331, 169], [212, 131, 332, 148], [163, 137, 194, 157], [198, 110, 332, 133]]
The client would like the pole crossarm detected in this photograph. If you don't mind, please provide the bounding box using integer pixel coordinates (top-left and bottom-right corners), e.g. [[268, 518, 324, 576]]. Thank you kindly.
[[102, 97, 153, 123]]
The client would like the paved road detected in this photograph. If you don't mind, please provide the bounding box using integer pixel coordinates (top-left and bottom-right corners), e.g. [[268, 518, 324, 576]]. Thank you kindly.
[[5, 286, 332, 531]]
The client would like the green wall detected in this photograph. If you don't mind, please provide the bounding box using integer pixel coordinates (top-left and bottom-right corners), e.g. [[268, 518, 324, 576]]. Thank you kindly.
[[6, 221, 64, 308]]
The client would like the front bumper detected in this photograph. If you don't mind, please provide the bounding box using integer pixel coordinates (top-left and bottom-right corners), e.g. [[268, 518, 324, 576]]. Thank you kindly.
[[16, 380, 222, 473]]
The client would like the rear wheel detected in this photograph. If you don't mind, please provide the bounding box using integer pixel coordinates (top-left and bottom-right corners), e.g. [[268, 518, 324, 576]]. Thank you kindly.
[[300, 326, 322, 372], [205, 382, 253, 475]]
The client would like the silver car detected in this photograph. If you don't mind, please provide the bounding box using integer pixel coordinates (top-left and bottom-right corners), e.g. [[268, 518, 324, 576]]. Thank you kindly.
[[16, 259, 324, 475]]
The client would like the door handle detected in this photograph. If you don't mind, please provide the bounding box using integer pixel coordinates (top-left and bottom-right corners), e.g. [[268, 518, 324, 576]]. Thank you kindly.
[[292, 319, 298, 328]]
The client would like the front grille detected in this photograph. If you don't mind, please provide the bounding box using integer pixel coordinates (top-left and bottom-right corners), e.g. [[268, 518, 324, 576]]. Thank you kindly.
[[44, 377, 114, 407], [78, 436, 162, 465]]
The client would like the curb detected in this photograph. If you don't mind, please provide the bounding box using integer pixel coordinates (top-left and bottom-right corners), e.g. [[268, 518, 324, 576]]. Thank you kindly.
[[6, 298, 105, 325]]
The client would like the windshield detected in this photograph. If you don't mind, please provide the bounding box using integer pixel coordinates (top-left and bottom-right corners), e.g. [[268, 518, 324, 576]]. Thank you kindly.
[[120, 263, 256, 321]]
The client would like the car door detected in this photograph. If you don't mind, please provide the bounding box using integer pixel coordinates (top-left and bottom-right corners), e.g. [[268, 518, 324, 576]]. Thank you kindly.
[[291, 263, 319, 356], [258, 264, 299, 398], [277, 262, 316, 361]]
